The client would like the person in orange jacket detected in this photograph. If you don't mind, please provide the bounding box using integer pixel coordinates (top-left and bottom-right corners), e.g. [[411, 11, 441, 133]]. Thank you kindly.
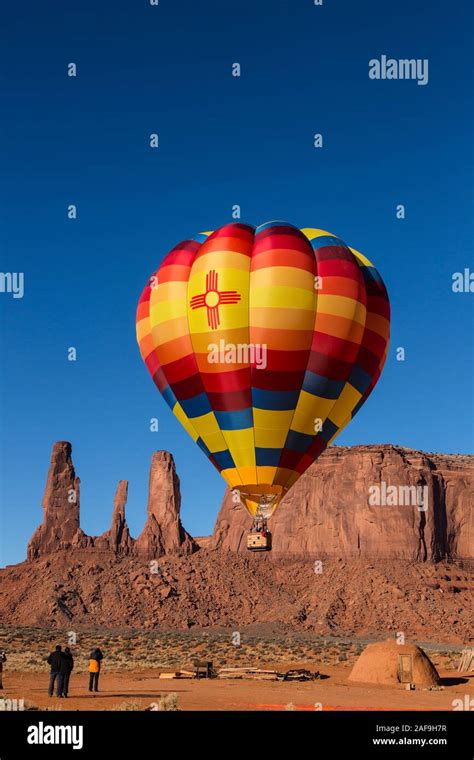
[[88, 648, 104, 693]]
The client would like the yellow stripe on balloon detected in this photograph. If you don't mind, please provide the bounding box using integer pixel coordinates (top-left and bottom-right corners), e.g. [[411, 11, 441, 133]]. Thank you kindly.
[[317, 294, 367, 326], [300, 228, 334, 240], [328, 383, 362, 427], [173, 402, 199, 442], [290, 392, 336, 435], [349, 247, 373, 267]]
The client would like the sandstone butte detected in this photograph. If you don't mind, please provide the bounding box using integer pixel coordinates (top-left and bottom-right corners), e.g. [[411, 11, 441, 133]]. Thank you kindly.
[[1, 441, 472, 640], [26, 441, 473, 562]]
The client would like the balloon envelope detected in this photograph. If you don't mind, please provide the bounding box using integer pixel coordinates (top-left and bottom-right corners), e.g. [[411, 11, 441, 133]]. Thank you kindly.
[[136, 222, 390, 518]]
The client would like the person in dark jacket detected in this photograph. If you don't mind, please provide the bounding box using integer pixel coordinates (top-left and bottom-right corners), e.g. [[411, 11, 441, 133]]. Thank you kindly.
[[0, 650, 6, 689], [47, 645, 64, 697], [60, 647, 74, 697], [88, 648, 104, 693]]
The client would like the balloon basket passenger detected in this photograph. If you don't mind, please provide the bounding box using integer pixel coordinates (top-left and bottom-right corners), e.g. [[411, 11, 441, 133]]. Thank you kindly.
[[246, 519, 272, 551], [241, 491, 276, 552]]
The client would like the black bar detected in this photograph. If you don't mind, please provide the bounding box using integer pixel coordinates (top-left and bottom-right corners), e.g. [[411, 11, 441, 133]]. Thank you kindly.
[[0, 710, 472, 758]]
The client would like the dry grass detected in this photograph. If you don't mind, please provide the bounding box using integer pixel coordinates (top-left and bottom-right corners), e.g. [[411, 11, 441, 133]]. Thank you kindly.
[[111, 699, 145, 711], [0, 625, 461, 675]]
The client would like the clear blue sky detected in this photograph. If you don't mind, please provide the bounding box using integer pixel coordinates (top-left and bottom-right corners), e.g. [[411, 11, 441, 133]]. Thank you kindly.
[[1, 0, 473, 566]]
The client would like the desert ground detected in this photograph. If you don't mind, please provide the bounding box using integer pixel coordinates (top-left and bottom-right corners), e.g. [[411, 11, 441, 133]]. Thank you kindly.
[[0, 627, 471, 712]]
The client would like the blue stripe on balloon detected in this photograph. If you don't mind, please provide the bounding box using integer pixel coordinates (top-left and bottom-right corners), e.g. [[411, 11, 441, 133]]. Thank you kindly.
[[255, 448, 282, 466], [319, 418, 339, 443], [212, 449, 235, 470], [180, 392, 212, 418], [214, 407, 253, 430], [360, 265, 383, 285], [310, 235, 346, 250], [162, 384, 177, 409], [285, 429, 315, 452], [252, 388, 300, 411], [348, 365, 372, 395], [196, 437, 211, 458], [302, 371, 345, 399]]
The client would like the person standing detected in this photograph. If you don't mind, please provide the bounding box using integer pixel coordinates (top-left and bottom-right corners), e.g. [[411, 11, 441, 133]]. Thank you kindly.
[[88, 648, 104, 693], [0, 650, 6, 689], [61, 647, 74, 698], [47, 645, 64, 697]]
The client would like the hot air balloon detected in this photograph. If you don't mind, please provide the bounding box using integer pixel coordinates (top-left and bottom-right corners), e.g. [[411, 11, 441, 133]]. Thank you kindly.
[[136, 222, 390, 551]]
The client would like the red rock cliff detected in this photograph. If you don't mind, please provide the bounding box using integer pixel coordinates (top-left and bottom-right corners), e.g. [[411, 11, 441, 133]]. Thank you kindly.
[[26, 442, 473, 563], [210, 445, 474, 560]]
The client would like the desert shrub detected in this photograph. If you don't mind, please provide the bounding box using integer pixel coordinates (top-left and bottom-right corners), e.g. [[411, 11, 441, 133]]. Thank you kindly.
[[152, 693, 180, 711], [111, 700, 144, 711], [23, 699, 39, 711]]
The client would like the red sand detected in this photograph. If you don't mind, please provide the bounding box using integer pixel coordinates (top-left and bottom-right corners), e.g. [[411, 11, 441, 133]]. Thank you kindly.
[[2, 665, 472, 712]]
